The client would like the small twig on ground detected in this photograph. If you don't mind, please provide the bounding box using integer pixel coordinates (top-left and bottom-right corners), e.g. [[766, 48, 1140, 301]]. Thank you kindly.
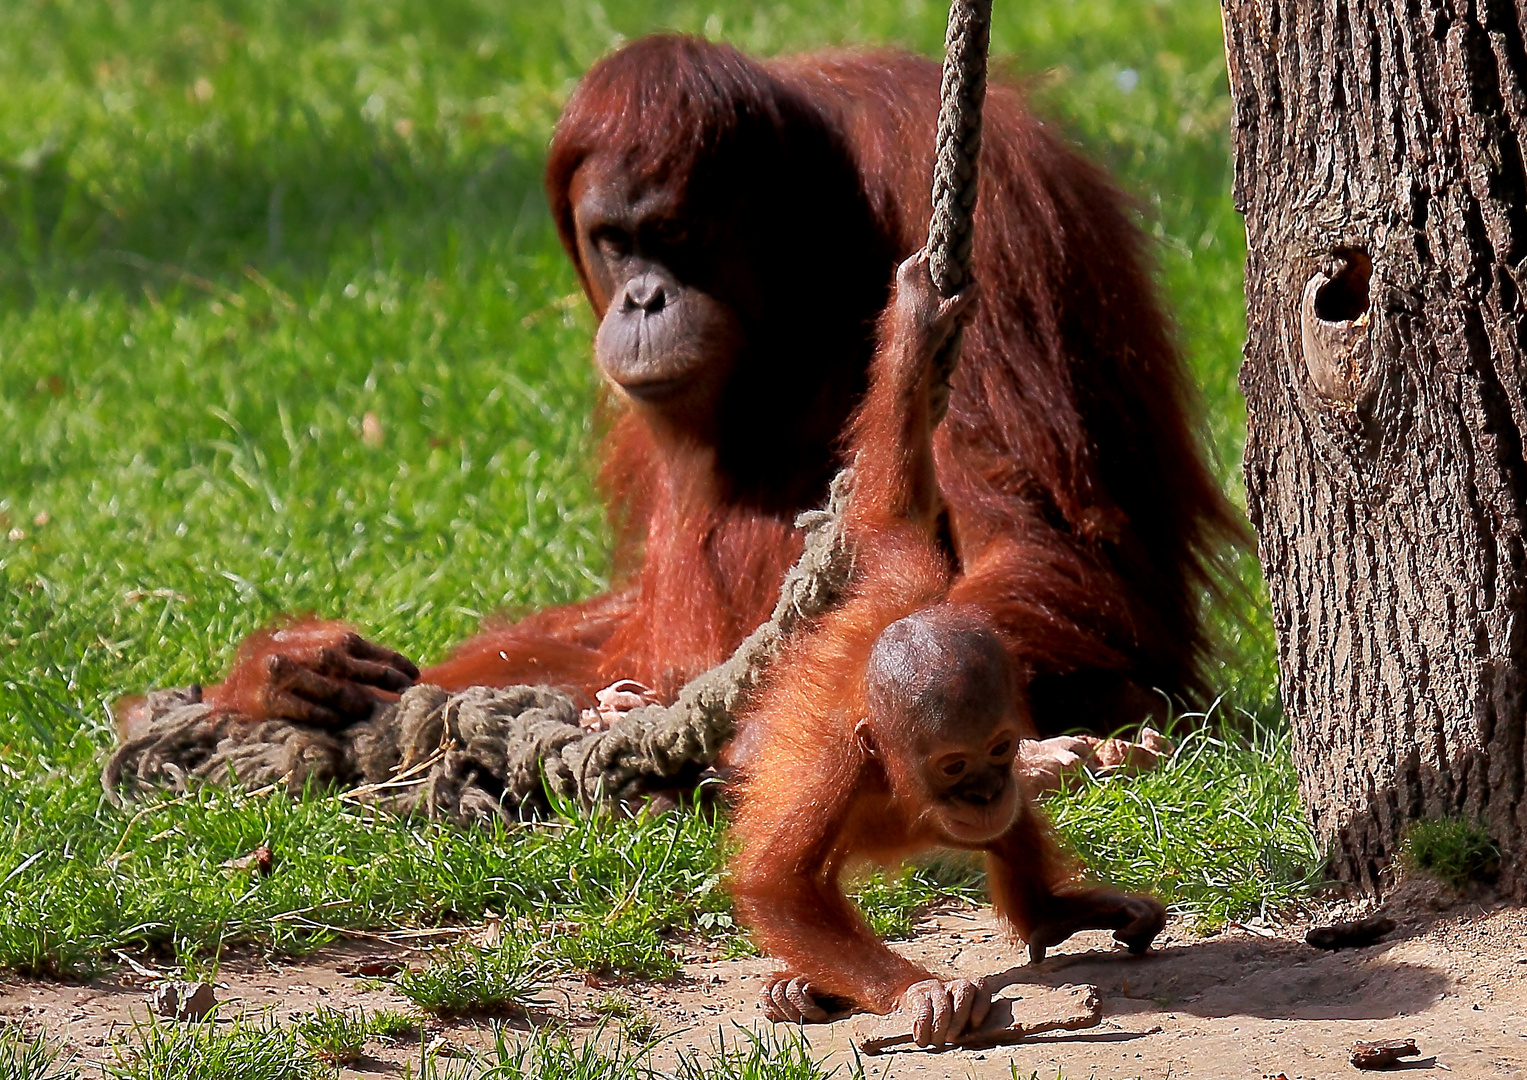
[[243, 772, 297, 799], [104, 250, 248, 308], [272, 917, 464, 943], [339, 742, 453, 803], [105, 791, 196, 866], [112, 949, 167, 979], [243, 265, 299, 312], [519, 292, 584, 328]]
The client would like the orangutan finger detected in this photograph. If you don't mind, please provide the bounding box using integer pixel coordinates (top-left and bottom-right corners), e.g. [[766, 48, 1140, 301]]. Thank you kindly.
[[786, 977, 827, 1023], [910, 997, 933, 1045], [273, 656, 376, 716], [967, 981, 990, 1030], [320, 648, 413, 692], [927, 984, 953, 1045], [937, 281, 980, 327], [764, 981, 794, 1023], [947, 979, 976, 1037], [341, 634, 420, 679], [263, 688, 344, 727], [346, 656, 415, 692], [897, 249, 933, 290], [905, 983, 937, 1045]]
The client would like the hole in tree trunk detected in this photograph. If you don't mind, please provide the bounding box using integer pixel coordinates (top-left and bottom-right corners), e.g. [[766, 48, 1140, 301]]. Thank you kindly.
[[1314, 248, 1372, 323], [1300, 249, 1376, 405]]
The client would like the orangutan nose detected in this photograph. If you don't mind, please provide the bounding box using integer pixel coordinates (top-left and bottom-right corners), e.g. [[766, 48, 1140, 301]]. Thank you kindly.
[[623, 274, 667, 314], [958, 770, 1006, 806]]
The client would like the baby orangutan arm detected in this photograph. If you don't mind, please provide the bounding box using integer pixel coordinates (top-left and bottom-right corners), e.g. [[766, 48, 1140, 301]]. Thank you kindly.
[[732, 748, 989, 1045], [846, 252, 976, 533], [732, 779, 930, 1009], [984, 807, 1166, 964], [731, 253, 991, 1046]]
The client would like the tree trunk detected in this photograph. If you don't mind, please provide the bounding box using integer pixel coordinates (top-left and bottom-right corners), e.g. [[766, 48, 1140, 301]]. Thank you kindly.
[[1222, 0, 1527, 897]]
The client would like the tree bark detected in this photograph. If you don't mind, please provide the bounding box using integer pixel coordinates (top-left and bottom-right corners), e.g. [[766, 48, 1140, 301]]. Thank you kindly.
[[1223, 0, 1527, 897]]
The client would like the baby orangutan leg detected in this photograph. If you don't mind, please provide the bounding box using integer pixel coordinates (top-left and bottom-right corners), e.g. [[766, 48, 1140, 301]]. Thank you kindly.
[[1026, 887, 1167, 964]]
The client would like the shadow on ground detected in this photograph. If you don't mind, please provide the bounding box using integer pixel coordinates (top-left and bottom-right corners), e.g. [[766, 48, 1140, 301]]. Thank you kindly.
[[989, 929, 1451, 1021]]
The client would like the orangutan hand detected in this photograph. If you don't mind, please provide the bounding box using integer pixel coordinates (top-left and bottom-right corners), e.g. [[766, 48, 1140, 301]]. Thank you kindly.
[[898, 977, 990, 1046], [1018, 729, 1174, 793], [206, 620, 419, 726]]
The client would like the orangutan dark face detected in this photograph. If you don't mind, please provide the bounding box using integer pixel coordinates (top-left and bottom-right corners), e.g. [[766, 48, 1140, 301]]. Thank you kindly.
[[570, 163, 759, 420]]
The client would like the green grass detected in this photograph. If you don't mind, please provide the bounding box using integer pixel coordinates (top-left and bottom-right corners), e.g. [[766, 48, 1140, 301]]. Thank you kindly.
[[292, 1006, 369, 1067], [368, 1009, 425, 1041], [674, 1029, 856, 1080], [1401, 817, 1501, 890], [0, 785, 730, 977], [590, 993, 661, 1042], [0, 1028, 75, 1080], [103, 1014, 323, 1080], [0, 1019, 854, 1080], [0, 0, 1308, 995], [473, 1025, 857, 1080], [395, 941, 543, 1017]]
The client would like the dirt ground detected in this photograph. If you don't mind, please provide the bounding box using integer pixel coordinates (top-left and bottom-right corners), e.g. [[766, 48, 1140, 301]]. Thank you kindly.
[[3, 897, 1525, 1078]]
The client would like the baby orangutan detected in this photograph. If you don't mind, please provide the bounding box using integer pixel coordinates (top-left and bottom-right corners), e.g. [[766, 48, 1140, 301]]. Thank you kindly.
[[729, 253, 1166, 1047]]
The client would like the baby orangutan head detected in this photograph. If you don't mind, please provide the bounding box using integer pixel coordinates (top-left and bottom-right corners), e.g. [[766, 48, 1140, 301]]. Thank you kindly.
[[859, 606, 1024, 844]]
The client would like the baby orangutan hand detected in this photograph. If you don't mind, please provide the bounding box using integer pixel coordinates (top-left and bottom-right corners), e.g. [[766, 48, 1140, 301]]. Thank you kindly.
[[899, 977, 990, 1046], [884, 251, 979, 424], [886, 251, 979, 363]]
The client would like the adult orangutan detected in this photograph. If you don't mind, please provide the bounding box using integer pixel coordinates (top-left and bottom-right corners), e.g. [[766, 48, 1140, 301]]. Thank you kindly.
[[732, 252, 1166, 1045], [147, 35, 1238, 742]]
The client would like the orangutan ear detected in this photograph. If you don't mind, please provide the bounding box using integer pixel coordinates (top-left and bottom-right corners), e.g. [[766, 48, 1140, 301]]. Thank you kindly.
[[854, 718, 878, 758]]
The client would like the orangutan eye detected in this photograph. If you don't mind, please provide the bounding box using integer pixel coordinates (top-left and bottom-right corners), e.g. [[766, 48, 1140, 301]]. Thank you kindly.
[[941, 759, 966, 777], [591, 225, 631, 256], [990, 740, 1012, 759], [647, 219, 690, 249]]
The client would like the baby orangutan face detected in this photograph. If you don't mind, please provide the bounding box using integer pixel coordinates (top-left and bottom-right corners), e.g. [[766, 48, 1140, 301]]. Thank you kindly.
[[860, 607, 1024, 844]]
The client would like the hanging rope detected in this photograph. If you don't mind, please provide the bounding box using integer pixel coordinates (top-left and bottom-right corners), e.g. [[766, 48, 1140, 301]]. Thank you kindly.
[[927, 0, 994, 412], [104, 10, 995, 819]]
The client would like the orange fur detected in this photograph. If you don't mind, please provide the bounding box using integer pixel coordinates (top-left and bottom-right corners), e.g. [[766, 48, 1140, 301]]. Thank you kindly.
[[192, 35, 1239, 737], [730, 257, 1165, 1019], [447, 39, 1242, 721]]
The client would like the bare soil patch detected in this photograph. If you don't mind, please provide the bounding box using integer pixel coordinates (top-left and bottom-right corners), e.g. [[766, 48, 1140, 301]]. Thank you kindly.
[[2, 901, 1524, 1078]]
